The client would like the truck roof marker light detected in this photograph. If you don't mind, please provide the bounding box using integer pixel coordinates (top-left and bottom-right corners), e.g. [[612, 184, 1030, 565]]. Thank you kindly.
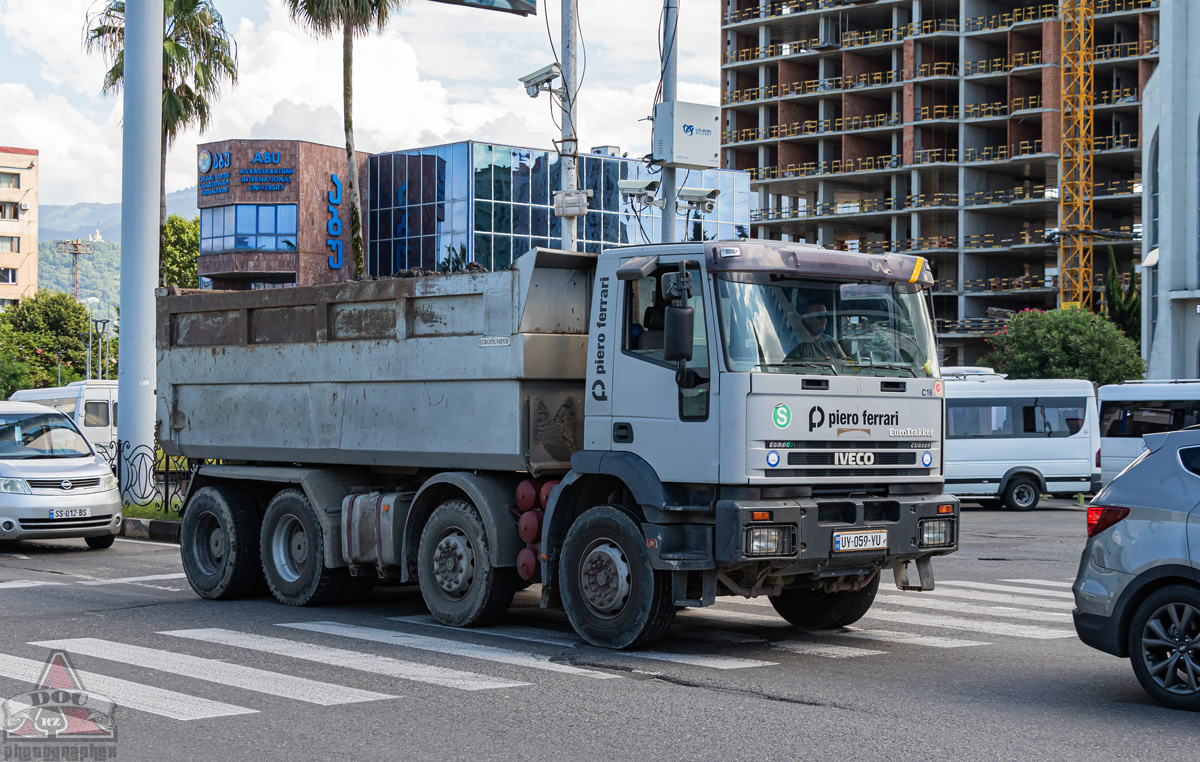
[[909, 257, 926, 283], [937, 504, 954, 515]]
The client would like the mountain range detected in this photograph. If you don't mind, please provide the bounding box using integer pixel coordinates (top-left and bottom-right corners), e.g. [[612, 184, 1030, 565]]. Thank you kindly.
[[39, 187, 199, 246]]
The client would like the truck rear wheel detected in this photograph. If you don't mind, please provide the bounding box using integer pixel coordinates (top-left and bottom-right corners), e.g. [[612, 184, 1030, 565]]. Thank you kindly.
[[418, 499, 517, 627], [559, 505, 675, 649], [769, 574, 880, 629], [181, 486, 263, 600], [260, 489, 348, 606]]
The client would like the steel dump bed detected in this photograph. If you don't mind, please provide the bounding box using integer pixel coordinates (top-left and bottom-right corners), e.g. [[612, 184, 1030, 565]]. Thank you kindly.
[[156, 249, 592, 474]]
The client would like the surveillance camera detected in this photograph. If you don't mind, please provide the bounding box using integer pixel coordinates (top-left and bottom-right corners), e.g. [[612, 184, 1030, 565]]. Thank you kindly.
[[618, 179, 662, 208], [520, 63, 562, 98], [677, 187, 720, 214]]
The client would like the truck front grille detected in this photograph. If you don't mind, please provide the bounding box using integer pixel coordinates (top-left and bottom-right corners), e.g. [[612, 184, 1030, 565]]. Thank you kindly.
[[787, 452, 917, 466]]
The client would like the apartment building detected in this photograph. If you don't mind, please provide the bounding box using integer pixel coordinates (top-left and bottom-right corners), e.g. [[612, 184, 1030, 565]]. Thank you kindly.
[[0, 146, 38, 310], [721, 0, 1157, 362]]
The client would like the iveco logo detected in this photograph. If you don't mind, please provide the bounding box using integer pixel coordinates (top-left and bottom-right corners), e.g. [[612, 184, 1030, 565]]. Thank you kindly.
[[60, 480, 73, 491], [834, 452, 875, 466]]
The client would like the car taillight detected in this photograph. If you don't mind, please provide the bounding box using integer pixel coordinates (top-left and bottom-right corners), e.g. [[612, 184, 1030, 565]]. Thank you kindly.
[[1095, 449, 1101, 469], [1087, 505, 1129, 538]]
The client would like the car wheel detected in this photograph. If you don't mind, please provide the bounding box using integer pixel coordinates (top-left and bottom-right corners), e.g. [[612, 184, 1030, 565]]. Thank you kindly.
[[1003, 478, 1040, 511], [85, 534, 115, 550], [180, 486, 263, 600], [559, 505, 675, 649], [770, 573, 881, 629], [418, 499, 517, 627], [1129, 585, 1200, 711], [261, 489, 348, 606]]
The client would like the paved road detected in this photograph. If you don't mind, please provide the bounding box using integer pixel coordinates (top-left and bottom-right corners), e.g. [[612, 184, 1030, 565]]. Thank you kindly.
[[0, 500, 1191, 762]]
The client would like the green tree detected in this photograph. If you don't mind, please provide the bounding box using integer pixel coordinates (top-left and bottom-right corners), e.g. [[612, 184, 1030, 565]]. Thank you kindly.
[[980, 308, 1145, 386], [161, 214, 200, 287], [0, 321, 52, 399], [1102, 245, 1141, 347], [85, 0, 238, 282], [283, 0, 409, 280], [0, 291, 94, 389]]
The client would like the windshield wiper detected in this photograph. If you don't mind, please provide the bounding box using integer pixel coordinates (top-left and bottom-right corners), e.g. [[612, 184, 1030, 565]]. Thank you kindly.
[[758, 361, 839, 375], [843, 360, 918, 377]]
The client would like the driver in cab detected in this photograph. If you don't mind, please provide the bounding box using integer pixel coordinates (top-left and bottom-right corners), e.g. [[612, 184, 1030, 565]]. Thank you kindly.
[[795, 303, 847, 362]]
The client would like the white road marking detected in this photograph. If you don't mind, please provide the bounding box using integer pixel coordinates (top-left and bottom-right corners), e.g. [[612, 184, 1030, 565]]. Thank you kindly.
[[388, 615, 775, 670], [113, 538, 180, 548], [936, 581, 1076, 599], [874, 593, 1073, 621], [0, 652, 255, 721], [0, 553, 29, 559], [32, 638, 393, 706], [1001, 579, 1075, 589], [285, 621, 619, 680], [164, 628, 527, 692], [773, 641, 885, 659], [861, 610, 1075, 639], [805, 626, 990, 649], [388, 616, 580, 648], [914, 588, 1069, 610], [0, 580, 65, 589], [79, 573, 188, 586]]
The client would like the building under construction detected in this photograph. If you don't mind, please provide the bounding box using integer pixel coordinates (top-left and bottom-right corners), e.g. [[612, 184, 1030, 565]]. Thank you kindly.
[[721, 0, 1157, 362]]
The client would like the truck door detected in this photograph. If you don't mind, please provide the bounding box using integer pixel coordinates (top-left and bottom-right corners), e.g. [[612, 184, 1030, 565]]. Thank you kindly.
[[610, 256, 720, 483]]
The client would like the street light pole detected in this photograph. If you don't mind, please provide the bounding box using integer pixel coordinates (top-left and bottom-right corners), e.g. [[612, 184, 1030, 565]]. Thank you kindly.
[[660, 0, 680, 243], [560, 0, 579, 252]]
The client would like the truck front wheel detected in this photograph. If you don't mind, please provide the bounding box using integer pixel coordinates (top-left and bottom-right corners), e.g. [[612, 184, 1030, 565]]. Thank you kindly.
[[260, 489, 348, 606], [418, 499, 517, 627], [560, 505, 675, 649], [181, 486, 263, 600], [769, 574, 880, 629]]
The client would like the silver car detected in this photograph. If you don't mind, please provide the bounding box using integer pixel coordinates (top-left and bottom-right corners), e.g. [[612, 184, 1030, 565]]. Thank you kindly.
[[1073, 428, 1200, 711], [0, 402, 122, 549]]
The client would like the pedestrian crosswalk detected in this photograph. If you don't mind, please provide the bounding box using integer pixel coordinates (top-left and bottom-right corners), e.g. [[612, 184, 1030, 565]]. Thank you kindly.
[[0, 577, 1078, 723]]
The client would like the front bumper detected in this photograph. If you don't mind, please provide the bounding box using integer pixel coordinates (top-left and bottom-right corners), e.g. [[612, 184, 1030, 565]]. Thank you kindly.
[[0, 489, 123, 541], [714, 493, 958, 572]]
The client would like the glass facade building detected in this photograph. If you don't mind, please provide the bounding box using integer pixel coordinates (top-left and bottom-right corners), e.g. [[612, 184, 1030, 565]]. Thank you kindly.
[[365, 142, 751, 276]]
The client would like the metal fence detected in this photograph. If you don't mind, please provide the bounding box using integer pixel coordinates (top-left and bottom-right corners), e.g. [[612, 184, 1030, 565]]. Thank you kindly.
[[99, 438, 193, 514]]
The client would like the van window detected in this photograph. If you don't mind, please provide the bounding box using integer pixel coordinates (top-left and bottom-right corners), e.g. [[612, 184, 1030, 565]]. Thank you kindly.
[[1181, 447, 1200, 477], [84, 401, 110, 427], [948, 398, 1088, 439], [1100, 400, 1200, 438]]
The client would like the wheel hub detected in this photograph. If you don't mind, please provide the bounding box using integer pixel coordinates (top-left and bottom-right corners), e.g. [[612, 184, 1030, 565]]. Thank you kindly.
[[432, 532, 474, 597], [208, 527, 225, 561], [270, 514, 308, 584], [1141, 602, 1200, 695], [580, 543, 631, 616]]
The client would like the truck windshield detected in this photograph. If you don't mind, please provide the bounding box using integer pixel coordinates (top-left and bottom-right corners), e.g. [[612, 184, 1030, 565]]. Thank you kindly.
[[0, 412, 94, 459], [715, 272, 940, 378]]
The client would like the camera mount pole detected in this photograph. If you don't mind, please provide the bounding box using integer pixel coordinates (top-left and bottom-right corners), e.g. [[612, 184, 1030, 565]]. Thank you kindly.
[[559, 0, 580, 252]]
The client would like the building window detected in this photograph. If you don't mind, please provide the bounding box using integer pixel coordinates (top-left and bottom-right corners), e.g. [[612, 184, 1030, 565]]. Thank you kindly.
[[200, 204, 297, 253], [0, 173, 17, 190], [0, 298, 17, 311], [1149, 132, 1160, 248], [0, 202, 17, 220], [0, 236, 18, 253], [0, 267, 15, 284]]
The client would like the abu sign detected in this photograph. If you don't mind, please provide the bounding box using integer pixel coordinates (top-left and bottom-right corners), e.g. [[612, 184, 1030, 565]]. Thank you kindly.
[[428, 0, 535, 15]]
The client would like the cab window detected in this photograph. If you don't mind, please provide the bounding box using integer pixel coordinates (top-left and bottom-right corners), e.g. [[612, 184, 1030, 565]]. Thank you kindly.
[[84, 401, 110, 427]]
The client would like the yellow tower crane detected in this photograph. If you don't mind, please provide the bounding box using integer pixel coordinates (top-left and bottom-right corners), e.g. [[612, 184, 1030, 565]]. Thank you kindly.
[[1058, 0, 1095, 310]]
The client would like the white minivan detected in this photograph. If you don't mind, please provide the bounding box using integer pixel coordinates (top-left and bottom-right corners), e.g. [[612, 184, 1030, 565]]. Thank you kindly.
[[8, 381, 118, 462], [943, 368, 1100, 510], [1097, 380, 1200, 484]]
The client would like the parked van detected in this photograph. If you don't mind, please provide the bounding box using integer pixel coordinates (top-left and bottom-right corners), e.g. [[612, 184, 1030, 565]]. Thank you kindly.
[[943, 368, 1100, 510], [8, 381, 118, 461], [1098, 380, 1200, 484]]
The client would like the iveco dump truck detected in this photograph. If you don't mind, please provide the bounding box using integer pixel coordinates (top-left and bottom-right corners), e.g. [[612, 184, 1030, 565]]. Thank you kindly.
[[158, 240, 959, 649]]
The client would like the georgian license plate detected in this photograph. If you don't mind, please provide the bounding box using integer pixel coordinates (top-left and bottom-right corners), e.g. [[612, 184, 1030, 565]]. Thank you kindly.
[[833, 529, 888, 553], [49, 508, 91, 519]]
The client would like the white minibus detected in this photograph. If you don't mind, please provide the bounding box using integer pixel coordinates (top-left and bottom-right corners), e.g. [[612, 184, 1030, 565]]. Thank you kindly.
[[1098, 380, 1200, 484], [8, 380, 118, 461], [943, 369, 1100, 510]]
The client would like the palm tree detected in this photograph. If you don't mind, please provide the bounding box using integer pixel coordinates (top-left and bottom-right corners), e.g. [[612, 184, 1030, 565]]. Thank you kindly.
[[85, 0, 238, 281], [282, 0, 408, 280]]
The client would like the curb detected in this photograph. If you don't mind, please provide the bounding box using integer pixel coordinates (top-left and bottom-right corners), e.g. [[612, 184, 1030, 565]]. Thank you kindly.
[[121, 518, 181, 544]]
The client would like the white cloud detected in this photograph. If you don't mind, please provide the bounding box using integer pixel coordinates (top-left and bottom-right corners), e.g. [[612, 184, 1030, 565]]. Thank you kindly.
[[2, 0, 721, 205]]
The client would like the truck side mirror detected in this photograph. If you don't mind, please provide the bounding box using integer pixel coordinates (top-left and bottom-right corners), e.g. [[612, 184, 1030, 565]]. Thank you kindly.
[[663, 305, 694, 363]]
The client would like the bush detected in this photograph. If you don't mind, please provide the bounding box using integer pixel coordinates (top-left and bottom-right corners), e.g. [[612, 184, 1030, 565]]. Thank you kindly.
[[980, 308, 1144, 386]]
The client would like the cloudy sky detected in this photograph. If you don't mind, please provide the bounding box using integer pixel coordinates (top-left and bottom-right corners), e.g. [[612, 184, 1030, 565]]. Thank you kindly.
[[0, 0, 721, 206]]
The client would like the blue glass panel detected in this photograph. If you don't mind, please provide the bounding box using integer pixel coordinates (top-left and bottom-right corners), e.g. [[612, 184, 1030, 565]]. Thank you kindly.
[[531, 206, 548, 237], [474, 200, 492, 232], [451, 143, 469, 199], [531, 151, 549, 206], [395, 207, 411, 239], [279, 235, 297, 251], [379, 154, 393, 212], [406, 152, 422, 204], [513, 236, 530, 259], [735, 224, 750, 240], [603, 160, 619, 212], [585, 210, 601, 241], [393, 239, 410, 272], [493, 234, 513, 270], [380, 208, 392, 240], [473, 144, 492, 200], [222, 235, 234, 252], [435, 151, 447, 205], [703, 220, 718, 241], [420, 151, 438, 204], [236, 205, 256, 235], [583, 157, 601, 206], [512, 148, 531, 204], [223, 206, 236, 237], [369, 209, 380, 242], [549, 153, 562, 198], [512, 204, 530, 236], [549, 208, 561, 238], [257, 235, 276, 250], [368, 238, 380, 276], [718, 171, 734, 222], [235, 234, 253, 249], [493, 202, 511, 236], [258, 206, 276, 234], [391, 154, 405, 207], [435, 234, 452, 269], [532, 237, 548, 250], [421, 204, 437, 237], [277, 205, 297, 234], [451, 200, 467, 232], [436, 203, 449, 235], [585, 241, 601, 254], [474, 232, 492, 270], [200, 238, 212, 253], [492, 147, 512, 203], [451, 232, 468, 260], [603, 212, 618, 243], [200, 208, 213, 238]]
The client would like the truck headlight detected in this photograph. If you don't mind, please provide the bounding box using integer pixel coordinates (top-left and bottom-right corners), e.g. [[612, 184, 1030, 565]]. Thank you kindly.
[[744, 525, 797, 557], [0, 478, 31, 495], [919, 518, 955, 548], [99, 473, 119, 492]]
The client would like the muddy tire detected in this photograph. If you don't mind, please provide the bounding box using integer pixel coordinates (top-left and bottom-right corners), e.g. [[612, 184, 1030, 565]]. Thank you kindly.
[[181, 486, 263, 600], [260, 489, 347, 606], [418, 499, 517, 627]]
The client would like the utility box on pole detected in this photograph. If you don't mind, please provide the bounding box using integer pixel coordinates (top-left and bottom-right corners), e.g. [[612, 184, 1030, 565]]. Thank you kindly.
[[652, 101, 721, 170]]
